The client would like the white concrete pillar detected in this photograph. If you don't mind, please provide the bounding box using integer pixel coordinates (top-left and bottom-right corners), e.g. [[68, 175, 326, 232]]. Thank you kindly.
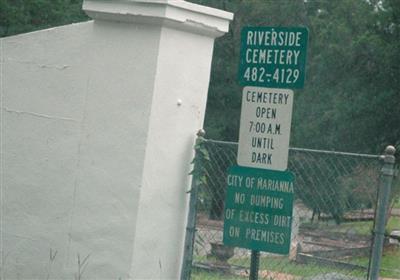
[[82, 1, 233, 278], [1, 1, 232, 279]]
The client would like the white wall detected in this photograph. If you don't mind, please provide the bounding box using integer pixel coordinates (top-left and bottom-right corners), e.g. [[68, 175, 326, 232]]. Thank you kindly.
[[2, 20, 161, 279], [1, 1, 233, 279]]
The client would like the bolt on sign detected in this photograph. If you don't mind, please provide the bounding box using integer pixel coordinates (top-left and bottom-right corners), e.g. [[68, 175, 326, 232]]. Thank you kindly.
[[237, 86, 294, 171], [223, 166, 295, 254], [239, 26, 308, 89]]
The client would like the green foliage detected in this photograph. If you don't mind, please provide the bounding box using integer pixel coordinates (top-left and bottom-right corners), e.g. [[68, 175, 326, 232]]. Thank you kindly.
[[192, 140, 238, 220], [387, 216, 400, 232], [189, 0, 309, 141], [293, 0, 400, 154], [2, 0, 399, 216], [339, 164, 380, 210], [389, 173, 400, 221], [350, 248, 400, 278], [189, 137, 231, 220], [0, 0, 88, 37], [189, 136, 210, 190], [189, 0, 400, 219], [288, 148, 383, 224], [289, 152, 354, 224], [188, 0, 400, 156], [3, 0, 398, 155]]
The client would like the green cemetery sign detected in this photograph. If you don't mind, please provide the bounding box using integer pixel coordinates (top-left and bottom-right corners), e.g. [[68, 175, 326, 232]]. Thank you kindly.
[[239, 26, 308, 89], [223, 165, 295, 254]]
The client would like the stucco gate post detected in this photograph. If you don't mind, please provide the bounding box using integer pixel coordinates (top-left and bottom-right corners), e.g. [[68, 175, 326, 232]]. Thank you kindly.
[[1, 0, 232, 279], [82, 1, 233, 279]]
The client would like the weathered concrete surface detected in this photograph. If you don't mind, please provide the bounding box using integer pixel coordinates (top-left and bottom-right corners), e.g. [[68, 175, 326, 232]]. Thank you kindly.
[[1, 1, 233, 279]]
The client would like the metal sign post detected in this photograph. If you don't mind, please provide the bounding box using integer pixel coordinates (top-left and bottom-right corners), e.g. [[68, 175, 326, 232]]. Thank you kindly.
[[222, 25, 308, 280], [249, 250, 260, 280]]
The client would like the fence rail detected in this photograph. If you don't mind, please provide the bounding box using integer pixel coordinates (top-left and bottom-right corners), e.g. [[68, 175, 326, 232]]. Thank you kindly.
[[184, 137, 399, 280]]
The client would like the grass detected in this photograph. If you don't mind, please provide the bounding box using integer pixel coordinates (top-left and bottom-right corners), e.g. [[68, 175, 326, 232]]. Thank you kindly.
[[192, 269, 243, 280], [349, 248, 400, 278], [192, 215, 400, 280], [301, 219, 373, 236], [331, 221, 373, 235], [387, 215, 400, 232], [342, 214, 400, 279], [301, 213, 400, 235], [192, 255, 366, 279], [394, 198, 400, 209], [229, 257, 364, 278]]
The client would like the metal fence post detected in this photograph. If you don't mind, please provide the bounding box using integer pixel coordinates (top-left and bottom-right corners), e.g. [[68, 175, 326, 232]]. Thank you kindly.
[[180, 130, 205, 280], [368, 145, 396, 280]]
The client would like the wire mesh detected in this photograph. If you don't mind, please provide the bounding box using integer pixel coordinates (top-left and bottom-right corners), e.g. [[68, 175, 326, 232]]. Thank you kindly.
[[189, 138, 399, 280]]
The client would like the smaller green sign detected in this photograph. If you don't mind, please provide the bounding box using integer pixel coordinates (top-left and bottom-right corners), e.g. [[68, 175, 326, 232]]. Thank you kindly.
[[223, 166, 295, 254], [239, 26, 308, 89]]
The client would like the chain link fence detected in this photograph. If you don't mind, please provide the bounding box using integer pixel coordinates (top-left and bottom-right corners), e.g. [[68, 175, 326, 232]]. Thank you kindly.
[[188, 138, 399, 280]]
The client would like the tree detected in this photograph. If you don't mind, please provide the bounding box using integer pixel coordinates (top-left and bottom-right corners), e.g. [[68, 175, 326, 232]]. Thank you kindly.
[[292, 0, 400, 155], [2, 1, 398, 155], [0, 0, 88, 37], [188, 0, 400, 219], [188, 0, 399, 157], [190, 0, 309, 141]]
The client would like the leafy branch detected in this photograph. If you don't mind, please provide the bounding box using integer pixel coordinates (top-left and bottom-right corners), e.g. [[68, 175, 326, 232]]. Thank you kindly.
[[188, 131, 210, 192]]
